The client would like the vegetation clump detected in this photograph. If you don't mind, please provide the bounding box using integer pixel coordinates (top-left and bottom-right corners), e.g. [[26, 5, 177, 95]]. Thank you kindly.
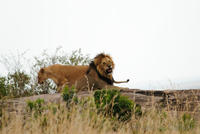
[[27, 98, 45, 118], [62, 86, 78, 107], [62, 87, 141, 122], [94, 89, 142, 121], [0, 71, 32, 99], [0, 77, 8, 99]]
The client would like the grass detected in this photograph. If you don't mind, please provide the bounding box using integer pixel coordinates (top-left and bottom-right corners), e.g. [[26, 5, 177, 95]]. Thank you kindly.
[[1, 90, 200, 134]]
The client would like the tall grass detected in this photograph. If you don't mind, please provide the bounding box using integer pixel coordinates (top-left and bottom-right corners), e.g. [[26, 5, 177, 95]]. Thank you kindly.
[[1, 92, 200, 134]]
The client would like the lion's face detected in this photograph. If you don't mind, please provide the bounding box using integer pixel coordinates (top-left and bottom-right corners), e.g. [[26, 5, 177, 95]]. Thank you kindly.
[[38, 68, 47, 84], [100, 57, 114, 75], [94, 53, 115, 79]]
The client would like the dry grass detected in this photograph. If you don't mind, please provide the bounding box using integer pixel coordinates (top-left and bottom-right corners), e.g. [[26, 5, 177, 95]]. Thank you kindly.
[[1, 94, 200, 134]]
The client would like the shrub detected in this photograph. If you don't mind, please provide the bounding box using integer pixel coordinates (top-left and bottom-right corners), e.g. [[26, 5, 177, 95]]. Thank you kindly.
[[27, 98, 45, 118], [0, 51, 33, 98], [94, 89, 142, 121], [0, 77, 8, 99], [0, 71, 32, 99], [62, 86, 78, 107], [7, 71, 32, 97]]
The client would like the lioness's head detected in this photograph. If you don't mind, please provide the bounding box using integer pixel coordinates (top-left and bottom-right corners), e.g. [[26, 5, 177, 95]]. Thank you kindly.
[[93, 53, 115, 79], [38, 68, 47, 84]]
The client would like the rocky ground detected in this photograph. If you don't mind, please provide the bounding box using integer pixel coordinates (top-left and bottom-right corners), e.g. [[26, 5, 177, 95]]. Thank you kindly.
[[1, 89, 200, 115]]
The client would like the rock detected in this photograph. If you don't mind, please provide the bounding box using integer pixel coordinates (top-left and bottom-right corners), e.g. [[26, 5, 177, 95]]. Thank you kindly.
[[1, 89, 200, 114], [120, 89, 200, 112]]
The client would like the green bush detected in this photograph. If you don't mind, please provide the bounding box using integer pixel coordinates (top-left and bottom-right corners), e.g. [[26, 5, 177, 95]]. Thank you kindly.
[[0, 71, 32, 99], [62, 86, 78, 107], [7, 71, 32, 97], [94, 89, 142, 121], [27, 98, 45, 118], [0, 77, 8, 99]]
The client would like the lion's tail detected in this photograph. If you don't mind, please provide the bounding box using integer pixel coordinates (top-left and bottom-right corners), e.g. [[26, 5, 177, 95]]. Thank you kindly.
[[114, 79, 129, 84]]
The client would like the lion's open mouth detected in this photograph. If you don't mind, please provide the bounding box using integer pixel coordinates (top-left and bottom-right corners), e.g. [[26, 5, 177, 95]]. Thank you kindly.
[[106, 68, 112, 74]]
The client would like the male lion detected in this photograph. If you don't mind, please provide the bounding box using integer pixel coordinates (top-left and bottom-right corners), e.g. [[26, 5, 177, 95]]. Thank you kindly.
[[38, 64, 88, 92], [75, 53, 129, 91]]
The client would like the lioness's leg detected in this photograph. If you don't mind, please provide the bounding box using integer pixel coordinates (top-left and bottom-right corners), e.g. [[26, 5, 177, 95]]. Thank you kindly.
[[57, 85, 62, 93], [57, 78, 69, 93]]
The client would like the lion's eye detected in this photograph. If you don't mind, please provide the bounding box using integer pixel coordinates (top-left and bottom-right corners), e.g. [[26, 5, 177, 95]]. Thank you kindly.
[[103, 62, 106, 65]]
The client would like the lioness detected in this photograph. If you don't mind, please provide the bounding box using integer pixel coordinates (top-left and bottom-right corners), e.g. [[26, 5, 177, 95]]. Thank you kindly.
[[38, 64, 88, 92]]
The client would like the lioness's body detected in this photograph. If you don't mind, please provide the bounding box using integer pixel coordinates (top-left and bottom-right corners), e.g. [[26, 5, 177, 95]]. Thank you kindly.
[[38, 64, 88, 92]]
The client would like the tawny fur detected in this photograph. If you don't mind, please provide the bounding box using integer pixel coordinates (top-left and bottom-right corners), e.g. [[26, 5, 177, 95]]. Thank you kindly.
[[76, 53, 129, 91], [38, 64, 88, 92]]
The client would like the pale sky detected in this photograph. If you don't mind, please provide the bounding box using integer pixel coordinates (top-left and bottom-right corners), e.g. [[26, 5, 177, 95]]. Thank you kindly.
[[0, 0, 200, 89]]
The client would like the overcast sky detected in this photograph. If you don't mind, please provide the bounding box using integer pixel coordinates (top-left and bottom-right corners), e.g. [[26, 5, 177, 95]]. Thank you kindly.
[[0, 0, 200, 89]]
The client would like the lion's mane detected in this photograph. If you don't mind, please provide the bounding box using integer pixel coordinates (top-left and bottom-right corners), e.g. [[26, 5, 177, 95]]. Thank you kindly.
[[87, 53, 115, 84], [76, 53, 117, 91]]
